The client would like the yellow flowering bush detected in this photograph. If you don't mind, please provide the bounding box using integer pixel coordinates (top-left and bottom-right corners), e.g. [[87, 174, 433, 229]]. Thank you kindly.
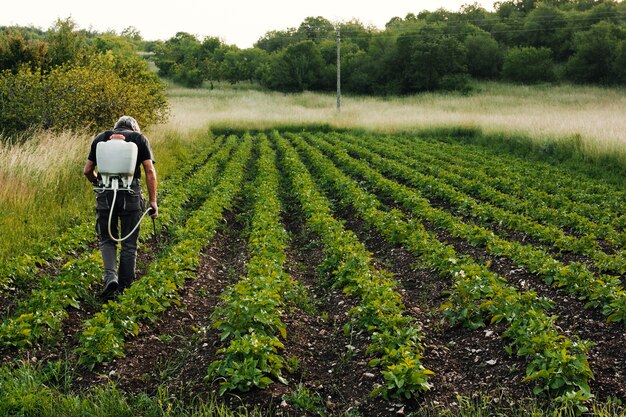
[[0, 53, 168, 136]]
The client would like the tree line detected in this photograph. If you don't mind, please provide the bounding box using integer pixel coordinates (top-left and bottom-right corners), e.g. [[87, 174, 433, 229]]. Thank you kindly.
[[152, 0, 626, 93]]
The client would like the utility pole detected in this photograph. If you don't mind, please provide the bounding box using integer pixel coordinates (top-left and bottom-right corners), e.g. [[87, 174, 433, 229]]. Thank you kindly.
[[336, 25, 341, 113]]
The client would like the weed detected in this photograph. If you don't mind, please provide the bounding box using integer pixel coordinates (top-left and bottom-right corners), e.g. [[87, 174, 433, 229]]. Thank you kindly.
[[282, 383, 327, 416], [284, 355, 301, 373]]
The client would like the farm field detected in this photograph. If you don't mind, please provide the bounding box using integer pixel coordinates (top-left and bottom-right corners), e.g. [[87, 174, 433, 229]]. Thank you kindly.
[[1, 129, 625, 416]]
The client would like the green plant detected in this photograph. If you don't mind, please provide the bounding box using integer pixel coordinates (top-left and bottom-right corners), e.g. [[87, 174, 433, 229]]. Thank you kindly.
[[207, 333, 287, 395], [208, 134, 294, 393], [274, 131, 432, 400], [282, 383, 326, 416], [284, 355, 301, 373], [0, 53, 168, 136], [295, 131, 594, 406]]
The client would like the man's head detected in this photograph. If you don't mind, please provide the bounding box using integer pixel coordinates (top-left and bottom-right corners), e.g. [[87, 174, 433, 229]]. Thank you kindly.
[[114, 116, 141, 133]]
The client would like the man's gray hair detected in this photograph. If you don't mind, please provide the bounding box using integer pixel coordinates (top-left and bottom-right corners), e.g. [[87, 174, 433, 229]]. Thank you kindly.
[[114, 116, 141, 133]]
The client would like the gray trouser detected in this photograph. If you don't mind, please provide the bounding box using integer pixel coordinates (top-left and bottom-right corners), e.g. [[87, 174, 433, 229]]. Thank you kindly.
[[95, 188, 144, 289]]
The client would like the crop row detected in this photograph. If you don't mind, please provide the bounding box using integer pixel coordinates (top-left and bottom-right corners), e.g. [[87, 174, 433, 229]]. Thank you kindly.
[[76, 135, 252, 368], [5, 130, 618, 409], [345, 133, 626, 252], [208, 134, 295, 394], [274, 131, 433, 399], [393, 134, 626, 227], [157, 135, 234, 231], [289, 133, 594, 404], [410, 134, 626, 206], [0, 135, 229, 350], [313, 134, 626, 323], [0, 222, 94, 294], [0, 251, 101, 348]]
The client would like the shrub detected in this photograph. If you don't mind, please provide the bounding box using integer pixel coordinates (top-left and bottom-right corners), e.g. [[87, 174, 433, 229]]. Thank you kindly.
[[261, 41, 325, 92], [502, 46, 556, 83], [464, 33, 502, 79], [0, 52, 168, 136], [565, 21, 625, 84], [395, 24, 469, 93]]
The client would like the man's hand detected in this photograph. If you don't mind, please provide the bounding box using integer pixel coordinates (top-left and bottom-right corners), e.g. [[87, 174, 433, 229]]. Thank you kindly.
[[83, 159, 97, 184], [142, 159, 158, 219], [149, 200, 158, 219]]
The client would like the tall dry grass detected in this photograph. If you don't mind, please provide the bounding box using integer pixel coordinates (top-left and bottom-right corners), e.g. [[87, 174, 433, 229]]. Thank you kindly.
[[0, 131, 89, 201], [164, 81, 626, 163], [0, 123, 203, 260], [0, 130, 94, 259]]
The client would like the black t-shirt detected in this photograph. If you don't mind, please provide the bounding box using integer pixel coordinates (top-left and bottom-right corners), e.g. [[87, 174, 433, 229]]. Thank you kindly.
[[88, 128, 155, 182]]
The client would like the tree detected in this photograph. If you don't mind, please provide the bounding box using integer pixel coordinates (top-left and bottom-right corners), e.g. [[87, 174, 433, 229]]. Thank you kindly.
[[153, 32, 226, 87], [395, 23, 469, 92], [255, 28, 300, 53], [565, 21, 625, 83], [297, 16, 334, 43], [502, 46, 556, 83], [495, 0, 539, 15], [342, 49, 374, 94], [121, 26, 142, 42], [202, 37, 227, 81], [338, 20, 374, 51], [523, 3, 571, 59], [91, 32, 136, 57], [46, 18, 88, 67], [363, 32, 401, 95], [0, 33, 49, 73], [459, 3, 493, 32], [0, 25, 46, 41], [612, 39, 626, 83], [153, 32, 201, 78], [464, 31, 503, 78], [417, 8, 455, 24], [262, 40, 324, 92], [0, 53, 168, 135], [221, 47, 269, 83]]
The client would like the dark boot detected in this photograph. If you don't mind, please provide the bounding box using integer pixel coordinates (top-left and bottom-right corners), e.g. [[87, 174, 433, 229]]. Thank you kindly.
[[100, 271, 119, 300]]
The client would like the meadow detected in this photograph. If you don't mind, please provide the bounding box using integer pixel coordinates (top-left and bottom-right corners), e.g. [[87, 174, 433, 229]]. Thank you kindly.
[[0, 82, 624, 416], [167, 81, 626, 161]]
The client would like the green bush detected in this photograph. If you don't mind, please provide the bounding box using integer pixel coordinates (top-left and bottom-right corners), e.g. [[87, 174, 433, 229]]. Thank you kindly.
[[0, 52, 168, 136], [464, 32, 502, 79], [502, 46, 556, 83], [261, 40, 325, 92], [0, 66, 45, 133], [565, 21, 626, 84], [395, 24, 469, 93]]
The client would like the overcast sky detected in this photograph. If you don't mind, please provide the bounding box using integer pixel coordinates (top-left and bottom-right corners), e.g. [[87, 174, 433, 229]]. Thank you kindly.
[[3, 1, 496, 48]]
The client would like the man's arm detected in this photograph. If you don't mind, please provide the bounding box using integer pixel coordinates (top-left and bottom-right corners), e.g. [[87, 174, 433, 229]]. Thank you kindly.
[[83, 159, 98, 185], [142, 159, 158, 218]]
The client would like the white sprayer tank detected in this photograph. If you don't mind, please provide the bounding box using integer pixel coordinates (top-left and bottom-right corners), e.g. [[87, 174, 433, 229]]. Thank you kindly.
[[96, 134, 138, 189]]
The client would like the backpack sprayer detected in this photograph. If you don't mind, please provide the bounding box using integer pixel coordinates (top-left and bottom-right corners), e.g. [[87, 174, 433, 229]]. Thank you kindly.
[[95, 134, 153, 242]]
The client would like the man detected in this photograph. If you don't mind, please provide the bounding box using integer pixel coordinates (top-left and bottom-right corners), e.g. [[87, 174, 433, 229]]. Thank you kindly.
[[83, 116, 158, 299]]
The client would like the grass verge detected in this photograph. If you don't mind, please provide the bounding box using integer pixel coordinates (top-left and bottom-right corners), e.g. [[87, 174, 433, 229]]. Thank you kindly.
[[1, 360, 623, 417]]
